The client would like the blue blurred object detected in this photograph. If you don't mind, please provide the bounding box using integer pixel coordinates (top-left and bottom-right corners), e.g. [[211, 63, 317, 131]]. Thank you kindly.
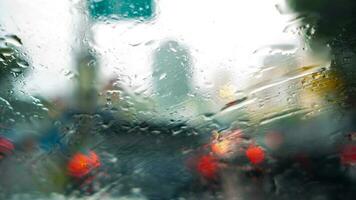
[[39, 127, 66, 153]]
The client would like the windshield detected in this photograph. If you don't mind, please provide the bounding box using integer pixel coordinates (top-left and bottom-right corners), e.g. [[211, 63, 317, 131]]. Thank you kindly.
[[0, 0, 355, 199]]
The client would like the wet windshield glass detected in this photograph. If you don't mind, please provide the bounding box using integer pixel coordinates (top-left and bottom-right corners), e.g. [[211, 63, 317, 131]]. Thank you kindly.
[[0, 0, 355, 199]]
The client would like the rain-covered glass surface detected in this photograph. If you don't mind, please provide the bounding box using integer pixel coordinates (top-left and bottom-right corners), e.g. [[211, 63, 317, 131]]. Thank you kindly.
[[0, 0, 356, 199]]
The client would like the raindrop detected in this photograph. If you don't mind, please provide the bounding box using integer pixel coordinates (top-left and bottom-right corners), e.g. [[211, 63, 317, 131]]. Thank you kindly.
[[159, 73, 167, 80], [4, 34, 22, 47]]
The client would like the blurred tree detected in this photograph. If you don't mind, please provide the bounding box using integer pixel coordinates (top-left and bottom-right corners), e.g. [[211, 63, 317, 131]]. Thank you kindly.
[[152, 40, 193, 109], [286, 0, 356, 47], [0, 34, 48, 128], [0, 34, 27, 94], [286, 0, 356, 128]]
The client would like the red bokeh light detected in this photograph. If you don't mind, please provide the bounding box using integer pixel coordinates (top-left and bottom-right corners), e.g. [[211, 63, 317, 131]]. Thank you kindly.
[[67, 150, 101, 178], [196, 155, 218, 179], [0, 137, 14, 159], [340, 144, 356, 165], [246, 145, 265, 165]]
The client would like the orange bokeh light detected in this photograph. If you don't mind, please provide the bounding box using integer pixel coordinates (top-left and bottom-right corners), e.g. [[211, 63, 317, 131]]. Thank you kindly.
[[211, 140, 232, 157]]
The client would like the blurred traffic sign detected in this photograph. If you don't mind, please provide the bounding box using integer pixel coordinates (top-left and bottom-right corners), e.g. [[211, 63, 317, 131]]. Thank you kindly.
[[88, 0, 154, 20]]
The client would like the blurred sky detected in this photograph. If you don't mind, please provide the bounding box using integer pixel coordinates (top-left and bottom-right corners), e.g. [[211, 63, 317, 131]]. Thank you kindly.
[[0, 0, 300, 98]]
